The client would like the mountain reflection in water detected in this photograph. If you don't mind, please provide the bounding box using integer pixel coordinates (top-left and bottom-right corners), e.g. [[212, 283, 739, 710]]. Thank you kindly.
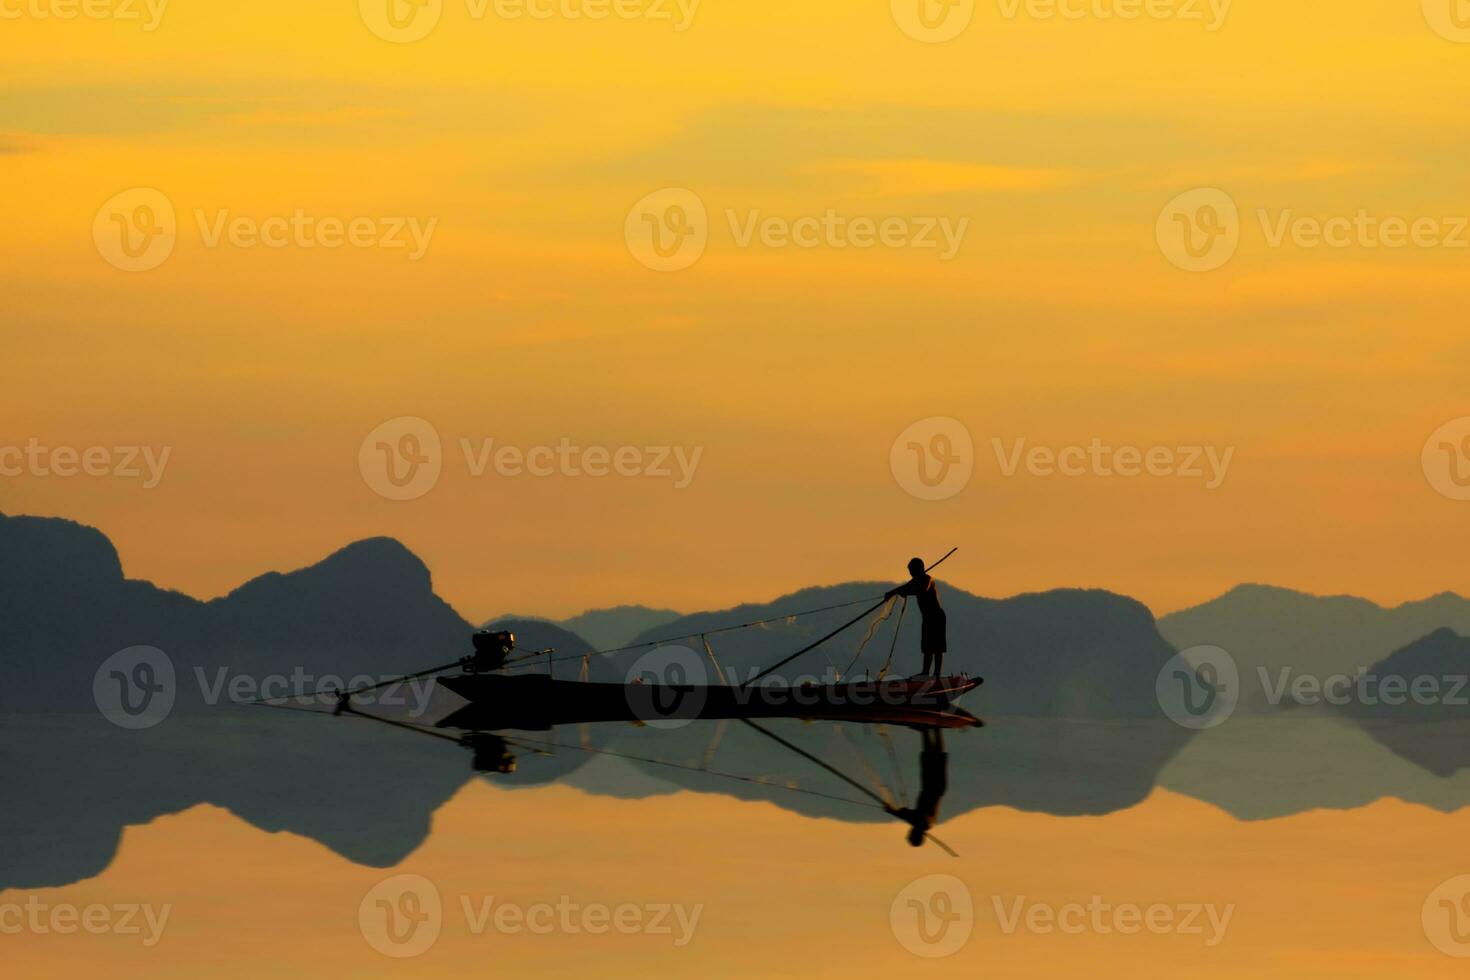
[[4, 699, 1467, 892]]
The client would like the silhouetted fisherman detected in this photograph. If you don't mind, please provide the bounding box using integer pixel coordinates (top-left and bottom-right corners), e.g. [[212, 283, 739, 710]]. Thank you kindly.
[[885, 556, 947, 677], [889, 728, 948, 847]]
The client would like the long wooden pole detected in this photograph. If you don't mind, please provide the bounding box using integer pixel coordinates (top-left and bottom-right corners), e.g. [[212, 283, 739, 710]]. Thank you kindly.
[[740, 548, 956, 688]]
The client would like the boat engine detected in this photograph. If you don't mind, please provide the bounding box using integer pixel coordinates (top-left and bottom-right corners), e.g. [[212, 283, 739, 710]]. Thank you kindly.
[[462, 732, 517, 773], [468, 629, 515, 672]]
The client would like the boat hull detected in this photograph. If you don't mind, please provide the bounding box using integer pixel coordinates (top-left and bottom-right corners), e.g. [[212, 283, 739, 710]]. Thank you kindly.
[[436, 673, 981, 731]]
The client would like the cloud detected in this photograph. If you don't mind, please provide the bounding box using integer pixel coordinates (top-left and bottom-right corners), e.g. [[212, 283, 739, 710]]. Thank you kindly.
[[800, 158, 1077, 198]]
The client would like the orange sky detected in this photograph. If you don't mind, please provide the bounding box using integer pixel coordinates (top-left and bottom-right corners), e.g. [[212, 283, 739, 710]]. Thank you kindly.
[[3, 1, 1470, 619], [3, 782, 1467, 978]]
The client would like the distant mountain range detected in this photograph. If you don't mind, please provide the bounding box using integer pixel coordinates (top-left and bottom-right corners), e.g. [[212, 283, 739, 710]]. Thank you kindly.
[[482, 605, 682, 651], [2, 511, 1190, 720], [6, 510, 1468, 724], [1157, 583, 1470, 713], [7, 510, 1469, 721], [0, 512, 608, 713], [3, 510, 1468, 893]]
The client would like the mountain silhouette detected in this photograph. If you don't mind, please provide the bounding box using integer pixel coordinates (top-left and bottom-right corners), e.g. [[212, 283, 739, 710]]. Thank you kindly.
[[1157, 710, 1470, 820], [1339, 628, 1470, 722], [0, 513, 473, 713], [1335, 628, 1470, 776], [2, 512, 1182, 719], [1, 513, 207, 712], [8, 512, 1462, 894], [483, 605, 683, 651], [0, 511, 1202, 891], [1157, 584, 1470, 713]]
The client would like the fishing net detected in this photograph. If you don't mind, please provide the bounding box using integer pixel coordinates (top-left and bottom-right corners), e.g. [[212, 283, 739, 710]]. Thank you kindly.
[[839, 596, 902, 678]]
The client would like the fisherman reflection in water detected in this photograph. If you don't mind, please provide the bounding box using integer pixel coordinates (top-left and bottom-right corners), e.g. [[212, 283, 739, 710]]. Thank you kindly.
[[885, 556, 947, 677], [888, 728, 948, 847]]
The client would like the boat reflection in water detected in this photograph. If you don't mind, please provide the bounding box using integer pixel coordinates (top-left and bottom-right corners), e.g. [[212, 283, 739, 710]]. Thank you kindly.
[[335, 666, 981, 854], [436, 671, 982, 730]]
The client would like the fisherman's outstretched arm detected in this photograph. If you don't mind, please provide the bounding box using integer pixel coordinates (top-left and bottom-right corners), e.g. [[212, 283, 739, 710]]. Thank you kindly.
[[885, 578, 921, 599]]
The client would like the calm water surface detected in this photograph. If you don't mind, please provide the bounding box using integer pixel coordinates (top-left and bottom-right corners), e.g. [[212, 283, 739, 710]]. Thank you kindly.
[[4, 703, 1469, 977]]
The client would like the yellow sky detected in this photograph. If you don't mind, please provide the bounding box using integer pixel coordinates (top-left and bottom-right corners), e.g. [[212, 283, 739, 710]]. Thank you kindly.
[[3, 783, 1467, 977], [3, 0, 1470, 618]]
